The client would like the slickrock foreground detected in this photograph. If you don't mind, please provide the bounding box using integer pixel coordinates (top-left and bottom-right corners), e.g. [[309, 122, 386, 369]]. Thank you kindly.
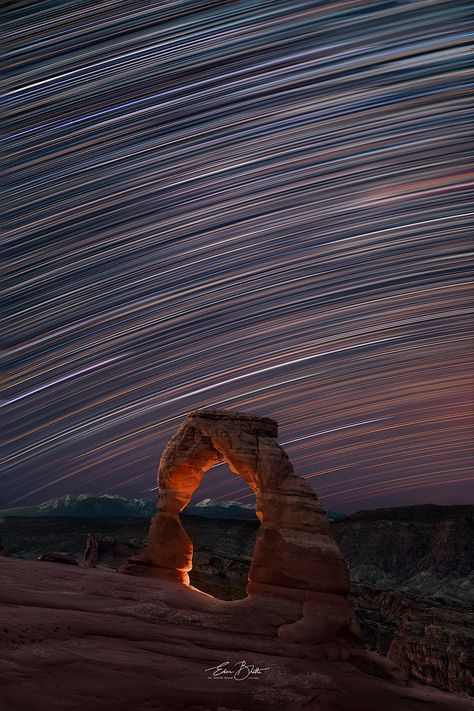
[[1, 556, 472, 711], [2, 507, 472, 697]]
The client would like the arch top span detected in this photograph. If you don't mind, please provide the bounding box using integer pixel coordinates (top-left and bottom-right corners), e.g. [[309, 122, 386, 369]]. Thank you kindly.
[[157, 409, 291, 518], [187, 408, 279, 437]]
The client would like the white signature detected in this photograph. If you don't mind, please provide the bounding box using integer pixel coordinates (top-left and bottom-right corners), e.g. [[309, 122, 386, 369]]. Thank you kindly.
[[205, 660, 270, 681]]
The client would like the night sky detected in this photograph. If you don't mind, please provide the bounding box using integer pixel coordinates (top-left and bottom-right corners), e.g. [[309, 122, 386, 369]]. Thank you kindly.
[[3, 1, 473, 513]]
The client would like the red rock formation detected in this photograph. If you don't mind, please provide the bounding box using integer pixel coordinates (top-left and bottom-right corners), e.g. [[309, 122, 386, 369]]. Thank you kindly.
[[122, 409, 361, 651], [351, 583, 474, 696]]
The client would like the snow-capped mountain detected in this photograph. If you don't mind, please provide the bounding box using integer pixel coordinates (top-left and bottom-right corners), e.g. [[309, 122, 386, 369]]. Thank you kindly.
[[184, 498, 258, 520], [184, 498, 345, 521], [0, 494, 156, 518], [0, 494, 345, 522], [193, 497, 255, 510]]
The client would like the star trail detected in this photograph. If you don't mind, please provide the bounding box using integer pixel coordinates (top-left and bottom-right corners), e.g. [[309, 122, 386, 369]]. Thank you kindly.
[[3, 0, 473, 512]]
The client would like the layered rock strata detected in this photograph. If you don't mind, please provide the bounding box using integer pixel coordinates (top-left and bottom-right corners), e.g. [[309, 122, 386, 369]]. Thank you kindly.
[[122, 409, 361, 650]]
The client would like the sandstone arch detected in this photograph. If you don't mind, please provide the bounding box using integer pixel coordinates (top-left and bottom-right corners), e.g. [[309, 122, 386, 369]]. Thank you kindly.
[[123, 409, 362, 647]]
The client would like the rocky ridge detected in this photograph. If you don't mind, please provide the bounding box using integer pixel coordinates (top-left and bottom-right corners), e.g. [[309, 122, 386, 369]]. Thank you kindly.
[[333, 504, 473, 606]]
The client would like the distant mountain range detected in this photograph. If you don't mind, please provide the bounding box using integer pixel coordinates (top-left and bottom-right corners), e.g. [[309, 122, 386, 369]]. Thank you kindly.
[[186, 497, 258, 520], [0, 494, 346, 522], [0, 494, 156, 519]]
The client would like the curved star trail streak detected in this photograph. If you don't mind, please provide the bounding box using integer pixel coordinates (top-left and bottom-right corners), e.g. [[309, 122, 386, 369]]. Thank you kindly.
[[2, 0, 473, 512]]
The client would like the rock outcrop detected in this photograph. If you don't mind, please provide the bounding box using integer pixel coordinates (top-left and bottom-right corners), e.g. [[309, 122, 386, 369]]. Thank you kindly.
[[122, 409, 362, 652], [37, 552, 78, 565], [351, 583, 474, 696], [82, 533, 99, 568], [333, 505, 474, 606]]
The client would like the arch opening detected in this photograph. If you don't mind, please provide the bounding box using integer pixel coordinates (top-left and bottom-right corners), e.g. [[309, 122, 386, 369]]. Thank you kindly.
[[181, 461, 259, 600], [145, 410, 273, 593]]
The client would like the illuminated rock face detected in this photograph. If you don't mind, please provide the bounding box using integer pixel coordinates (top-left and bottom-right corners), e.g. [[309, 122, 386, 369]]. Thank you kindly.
[[123, 409, 361, 647]]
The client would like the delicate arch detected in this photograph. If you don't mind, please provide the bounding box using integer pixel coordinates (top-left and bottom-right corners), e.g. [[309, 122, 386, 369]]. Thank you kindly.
[[122, 409, 361, 647]]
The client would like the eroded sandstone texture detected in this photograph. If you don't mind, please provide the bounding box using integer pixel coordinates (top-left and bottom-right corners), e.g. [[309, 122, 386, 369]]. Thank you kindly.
[[3, 557, 473, 711], [122, 409, 362, 650]]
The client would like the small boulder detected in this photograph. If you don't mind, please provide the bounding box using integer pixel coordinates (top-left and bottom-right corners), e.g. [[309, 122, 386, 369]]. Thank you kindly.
[[38, 552, 79, 565]]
